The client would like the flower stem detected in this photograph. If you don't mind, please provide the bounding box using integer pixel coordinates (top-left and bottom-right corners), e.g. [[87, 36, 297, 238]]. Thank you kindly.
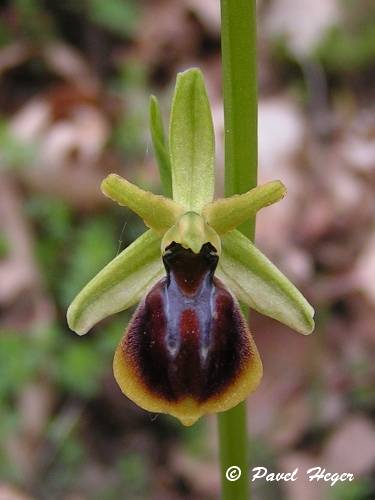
[[219, 1, 258, 499]]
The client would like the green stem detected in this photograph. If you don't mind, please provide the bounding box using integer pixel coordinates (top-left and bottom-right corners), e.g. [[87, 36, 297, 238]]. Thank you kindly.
[[219, 1, 258, 499]]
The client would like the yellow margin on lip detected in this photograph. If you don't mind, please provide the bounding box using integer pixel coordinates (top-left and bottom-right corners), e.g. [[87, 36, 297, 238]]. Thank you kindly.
[[113, 329, 263, 427]]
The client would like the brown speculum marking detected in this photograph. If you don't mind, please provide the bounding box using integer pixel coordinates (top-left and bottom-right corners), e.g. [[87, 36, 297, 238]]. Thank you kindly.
[[122, 242, 252, 403]]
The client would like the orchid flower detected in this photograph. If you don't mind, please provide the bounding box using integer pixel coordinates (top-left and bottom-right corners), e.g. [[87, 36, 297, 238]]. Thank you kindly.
[[67, 69, 314, 426]]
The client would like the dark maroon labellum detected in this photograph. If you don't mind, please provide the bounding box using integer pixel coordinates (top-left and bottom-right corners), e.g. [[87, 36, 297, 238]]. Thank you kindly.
[[119, 242, 258, 405]]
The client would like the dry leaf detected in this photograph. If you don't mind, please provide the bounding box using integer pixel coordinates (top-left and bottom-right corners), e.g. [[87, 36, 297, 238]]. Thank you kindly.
[[323, 416, 375, 474], [264, 0, 340, 57]]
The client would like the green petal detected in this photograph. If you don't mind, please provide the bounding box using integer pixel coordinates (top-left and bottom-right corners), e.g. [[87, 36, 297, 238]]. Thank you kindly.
[[101, 174, 184, 234], [67, 230, 164, 335], [149, 95, 173, 198], [169, 68, 215, 211], [217, 230, 314, 335], [203, 181, 286, 234]]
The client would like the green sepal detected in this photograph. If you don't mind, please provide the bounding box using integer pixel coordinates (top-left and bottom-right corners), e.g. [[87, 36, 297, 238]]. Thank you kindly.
[[149, 95, 173, 198], [169, 68, 215, 211], [101, 174, 184, 234], [203, 181, 286, 234], [67, 230, 164, 335], [217, 230, 315, 335], [161, 212, 221, 255]]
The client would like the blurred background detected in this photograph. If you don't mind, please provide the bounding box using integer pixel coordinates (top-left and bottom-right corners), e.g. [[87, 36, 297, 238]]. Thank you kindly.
[[0, 0, 374, 499]]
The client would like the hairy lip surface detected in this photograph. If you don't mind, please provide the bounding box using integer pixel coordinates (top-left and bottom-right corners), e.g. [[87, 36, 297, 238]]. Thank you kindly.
[[116, 243, 259, 405]]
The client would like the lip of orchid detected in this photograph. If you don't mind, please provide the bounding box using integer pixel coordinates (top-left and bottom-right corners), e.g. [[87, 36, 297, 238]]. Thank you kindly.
[[113, 241, 262, 426]]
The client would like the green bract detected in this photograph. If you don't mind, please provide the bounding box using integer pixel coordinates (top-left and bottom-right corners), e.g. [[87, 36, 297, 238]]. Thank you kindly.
[[149, 95, 172, 198], [67, 68, 314, 338]]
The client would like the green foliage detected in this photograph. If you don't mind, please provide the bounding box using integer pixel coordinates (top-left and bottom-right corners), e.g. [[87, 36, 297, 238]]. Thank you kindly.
[[116, 453, 150, 497], [329, 478, 374, 500], [0, 0, 137, 45], [316, 22, 375, 72], [249, 438, 280, 500], [0, 120, 36, 170], [111, 64, 149, 158], [0, 319, 125, 485], [51, 317, 124, 398], [12, 0, 56, 41], [58, 341, 106, 397], [0, 20, 11, 45], [27, 197, 73, 287], [59, 436, 85, 469], [27, 197, 72, 242], [0, 334, 41, 397], [0, 437, 21, 482], [316, 0, 375, 73], [182, 418, 209, 457], [87, 0, 138, 37], [0, 321, 122, 404], [0, 233, 9, 258], [41, 430, 87, 497], [59, 217, 118, 308]]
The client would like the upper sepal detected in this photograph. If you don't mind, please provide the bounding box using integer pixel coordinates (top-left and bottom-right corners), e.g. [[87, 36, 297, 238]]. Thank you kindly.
[[67, 229, 164, 335], [169, 68, 215, 211], [217, 230, 315, 335]]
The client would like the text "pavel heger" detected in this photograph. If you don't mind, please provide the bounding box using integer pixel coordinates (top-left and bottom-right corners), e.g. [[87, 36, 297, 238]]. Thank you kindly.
[[251, 467, 354, 487]]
